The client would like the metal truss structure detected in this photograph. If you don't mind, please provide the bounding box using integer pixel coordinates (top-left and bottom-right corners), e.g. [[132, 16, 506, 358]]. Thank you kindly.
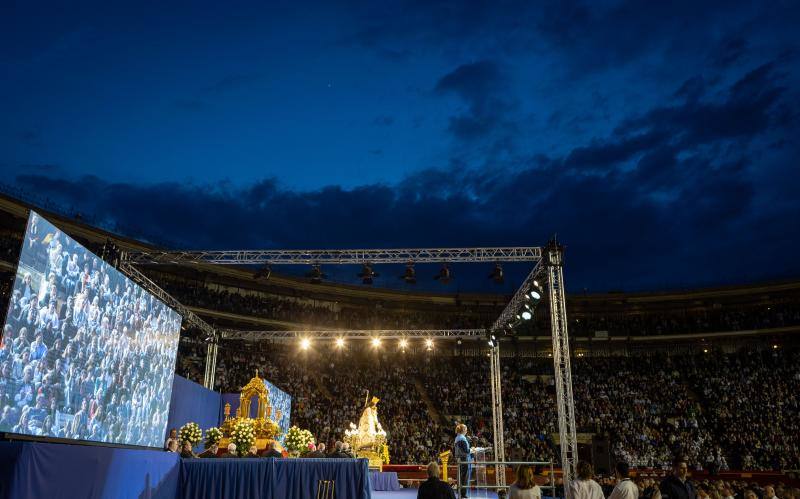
[[491, 260, 546, 332], [489, 342, 506, 488], [120, 242, 577, 495], [221, 329, 486, 341], [543, 243, 578, 495], [122, 247, 542, 265]]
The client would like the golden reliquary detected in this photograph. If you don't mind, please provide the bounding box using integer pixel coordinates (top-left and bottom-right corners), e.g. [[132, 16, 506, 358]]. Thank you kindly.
[[220, 370, 283, 450]]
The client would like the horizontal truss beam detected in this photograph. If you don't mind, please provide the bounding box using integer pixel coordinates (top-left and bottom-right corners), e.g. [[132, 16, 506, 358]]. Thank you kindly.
[[221, 329, 486, 341], [123, 247, 542, 265]]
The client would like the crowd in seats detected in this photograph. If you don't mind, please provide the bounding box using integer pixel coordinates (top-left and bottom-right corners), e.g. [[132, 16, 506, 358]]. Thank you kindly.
[[569, 303, 800, 337], [161, 281, 493, 330], [177, 342, 800, 470], [685, 349, 800, 470], [572, 356, 718, 469]]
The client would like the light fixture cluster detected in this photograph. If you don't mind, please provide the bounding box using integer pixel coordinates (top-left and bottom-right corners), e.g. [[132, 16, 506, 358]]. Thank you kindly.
[[298, 337, 436, 351], [488, 279, 545, 348], [296, 262, 508, 286]]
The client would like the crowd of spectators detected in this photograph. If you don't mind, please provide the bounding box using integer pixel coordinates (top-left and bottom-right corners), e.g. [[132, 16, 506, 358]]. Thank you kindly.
[[569, 304, 800, 337], [161, 279, 493, 330], [177, 341, 800, 470]]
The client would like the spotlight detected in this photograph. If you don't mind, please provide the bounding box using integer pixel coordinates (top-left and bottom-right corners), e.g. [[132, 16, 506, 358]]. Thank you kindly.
[[521, 310, 533, 321], [335, 338, 345, 348], [486, 332, 497, 348], [306, 264, 327, 283], [300, 338, 311, 350], [358, 263, 379, 285], [526, 290, 542, 302], [399, 263, 417, 284], [253, 265, 271, 281], [488, 263, 504, 284], [425, 338, 433, 349], [399, 339, 408, 349], [371, 338, 381, 348], [703, 348, 708, 353], [772, 344, 779, 350], [433, 264, 452, 284]]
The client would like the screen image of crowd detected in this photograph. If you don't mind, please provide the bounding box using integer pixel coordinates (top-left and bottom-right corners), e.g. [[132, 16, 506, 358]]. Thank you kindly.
[[0, 212, 181, 447]]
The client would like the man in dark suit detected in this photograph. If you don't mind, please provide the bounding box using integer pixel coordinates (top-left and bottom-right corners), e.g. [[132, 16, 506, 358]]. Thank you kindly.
[[198, 443, 219, 458], [307, 442, 326, 458], [179, 441, 196, 458], [660, 456, 696, 499], [263, 441, 283, 458], [328, 441, 348, 458], [418, 462, 456, 499]]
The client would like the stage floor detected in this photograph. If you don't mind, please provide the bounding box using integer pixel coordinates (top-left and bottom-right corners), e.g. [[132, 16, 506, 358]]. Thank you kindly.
[[373, 490, 499, 499]]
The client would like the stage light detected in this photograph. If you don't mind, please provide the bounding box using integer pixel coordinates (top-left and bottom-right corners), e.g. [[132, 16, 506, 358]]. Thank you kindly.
[[253, 264, 271, 281], [526, 290, 541, 301], [703, 348, 708, 353], [335, 338, 345, 348], [521, 310, 533, 321], [371, 338, 381, 348], [486, 333, 497, 348], [399, 339, 408, 349], [433, 264, 452, 284], [358, 263, 379, 285], [400, 263, 416, 284], [300, 338, 311, 350], [773, 344, 779, 349], [488, 263, 504, 284], [425, 338, 433, 349], [306, 264, 327, 283]]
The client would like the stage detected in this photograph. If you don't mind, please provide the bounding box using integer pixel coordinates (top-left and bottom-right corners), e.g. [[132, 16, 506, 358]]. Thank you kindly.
[[0, 441, 372, 499]]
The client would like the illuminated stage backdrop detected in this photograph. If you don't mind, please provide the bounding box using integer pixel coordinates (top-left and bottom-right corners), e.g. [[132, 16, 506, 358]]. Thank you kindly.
[[264, 379, 291, 444]]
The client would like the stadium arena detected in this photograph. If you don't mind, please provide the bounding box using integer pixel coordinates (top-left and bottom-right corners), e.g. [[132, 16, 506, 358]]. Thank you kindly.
[[0, 191, 797, 499]]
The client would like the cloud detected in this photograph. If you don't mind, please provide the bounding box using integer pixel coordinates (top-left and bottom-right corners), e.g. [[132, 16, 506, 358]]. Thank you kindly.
[[3, 38, 799, 292], [434, 60, 516, 141]]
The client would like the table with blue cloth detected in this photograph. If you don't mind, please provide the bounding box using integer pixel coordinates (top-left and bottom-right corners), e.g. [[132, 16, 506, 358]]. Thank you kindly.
[[0, 441, 372, 499], [180, 457, 373, 499], [369, 471, 401, 491]]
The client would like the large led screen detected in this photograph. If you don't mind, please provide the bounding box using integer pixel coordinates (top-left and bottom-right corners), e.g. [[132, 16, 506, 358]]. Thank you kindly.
[[0, 211, 181, 447]]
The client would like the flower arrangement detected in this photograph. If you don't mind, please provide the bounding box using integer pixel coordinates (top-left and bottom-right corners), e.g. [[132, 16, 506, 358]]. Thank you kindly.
[[204, 427, 223, 449], [284, 426, 315, 456], [179, 422, 202, 447], [230, 419, 256, 457]]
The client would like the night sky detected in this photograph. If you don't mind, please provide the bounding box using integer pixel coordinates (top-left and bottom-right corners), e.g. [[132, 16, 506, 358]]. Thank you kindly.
[[1, 1, 799, 292]]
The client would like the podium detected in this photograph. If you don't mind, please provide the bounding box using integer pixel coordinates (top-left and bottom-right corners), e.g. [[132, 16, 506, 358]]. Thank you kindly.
[[472, 447, 492, 498], [457, 446, 493, 498]]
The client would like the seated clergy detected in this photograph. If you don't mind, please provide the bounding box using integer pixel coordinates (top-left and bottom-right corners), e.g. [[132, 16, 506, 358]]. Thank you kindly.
[[221, 443, 237, 458]]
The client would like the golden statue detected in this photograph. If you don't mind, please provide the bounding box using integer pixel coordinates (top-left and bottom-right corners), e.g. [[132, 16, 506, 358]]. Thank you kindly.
[[357, 396, 384, 449], [345, 392, 389, 468], [220, 370, 282, 451]]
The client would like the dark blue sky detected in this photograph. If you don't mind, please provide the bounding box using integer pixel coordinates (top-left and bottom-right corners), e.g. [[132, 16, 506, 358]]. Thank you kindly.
[[1, 1, 799, 292]]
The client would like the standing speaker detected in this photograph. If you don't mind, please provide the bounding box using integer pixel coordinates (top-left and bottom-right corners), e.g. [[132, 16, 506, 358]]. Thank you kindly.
[[591, 436, 612, 475]]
